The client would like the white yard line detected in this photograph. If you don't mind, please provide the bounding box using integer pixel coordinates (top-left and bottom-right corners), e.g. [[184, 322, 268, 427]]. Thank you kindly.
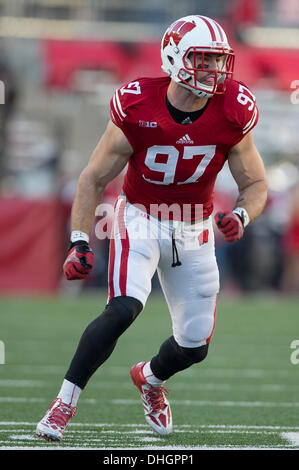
[[168, 383, 299, 392], [1, 422, 299, 431], [108, 366, 294, 378], [0, 429, 285, 436], [112, 399, 299, 408], [2, 396, 299, 407], [2, 379, 299, 392], [8, 435, 36, 441], [0, 423, 298, 450], [0, 398, 45, 403], [9, 365, 295, 379], [281, 433, 299, 446], [0, 380, 44, 387], [0, 397, 96, 404]]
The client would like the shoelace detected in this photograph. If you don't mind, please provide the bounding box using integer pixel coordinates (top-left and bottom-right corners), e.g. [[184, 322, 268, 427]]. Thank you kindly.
[[46, 400, 76, 428], [144, 386, 169, 414]]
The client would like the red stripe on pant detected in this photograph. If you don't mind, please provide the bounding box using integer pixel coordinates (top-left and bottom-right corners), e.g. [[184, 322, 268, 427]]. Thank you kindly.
[[108, 228, 116, 302], [118, 200, 130, 296], [108, 199, 130, 301], [206, 295, 217, 344], [108, 199, 119, 301]]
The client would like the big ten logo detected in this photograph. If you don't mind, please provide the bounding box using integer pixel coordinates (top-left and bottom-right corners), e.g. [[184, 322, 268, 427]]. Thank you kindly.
[[290, 80, 299, 105], [290, 340, 299, 365], [0, 341, 4, 364]]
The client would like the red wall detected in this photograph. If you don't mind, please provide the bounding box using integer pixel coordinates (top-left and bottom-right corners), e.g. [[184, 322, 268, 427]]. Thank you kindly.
[[42, 39, 299, 91], [0, 197, 67, 293]]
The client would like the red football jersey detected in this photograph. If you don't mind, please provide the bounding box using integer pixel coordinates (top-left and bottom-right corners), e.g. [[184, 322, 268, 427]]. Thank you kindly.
[[110, 76, 258, 220]]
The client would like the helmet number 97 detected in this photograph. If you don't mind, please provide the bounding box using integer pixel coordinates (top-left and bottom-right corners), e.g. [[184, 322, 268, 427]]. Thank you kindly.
[[237, 84, 256, 111]]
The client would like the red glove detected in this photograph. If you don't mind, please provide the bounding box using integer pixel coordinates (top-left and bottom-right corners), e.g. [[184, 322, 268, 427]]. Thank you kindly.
[[215, 211, 244, 243], [63, 241, 94, 280]]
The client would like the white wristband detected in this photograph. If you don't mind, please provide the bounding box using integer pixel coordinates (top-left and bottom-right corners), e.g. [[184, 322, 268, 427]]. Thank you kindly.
[[232, 207, 250, 228], [71, 231, 89, 243]]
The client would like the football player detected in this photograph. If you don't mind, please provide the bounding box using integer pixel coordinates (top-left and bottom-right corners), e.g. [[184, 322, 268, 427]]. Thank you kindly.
[[36, 15, 267, 441]]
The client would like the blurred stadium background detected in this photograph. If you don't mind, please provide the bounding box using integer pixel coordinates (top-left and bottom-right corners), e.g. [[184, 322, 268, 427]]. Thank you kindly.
[[0, 0, 299, 451], [0, 0, 299, 295]]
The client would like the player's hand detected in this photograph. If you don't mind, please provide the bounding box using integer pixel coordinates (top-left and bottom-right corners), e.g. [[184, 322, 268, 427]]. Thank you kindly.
[[214, 211, 244, 243], [63, 241, 94, 280]]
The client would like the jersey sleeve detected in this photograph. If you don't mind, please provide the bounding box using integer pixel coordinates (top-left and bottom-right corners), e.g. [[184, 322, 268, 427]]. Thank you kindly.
[[109, 80, 144, 150], [110, 86, 128, 128], [224, 80, 259, 142]]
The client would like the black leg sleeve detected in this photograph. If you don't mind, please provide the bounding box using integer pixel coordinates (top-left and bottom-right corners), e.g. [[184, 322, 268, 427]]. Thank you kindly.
[[65, 296, 143, 389], [150, 336, 209, 381]]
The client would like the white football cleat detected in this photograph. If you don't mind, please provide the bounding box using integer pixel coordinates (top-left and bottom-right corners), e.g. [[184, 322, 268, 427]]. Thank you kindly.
[[35, 398, 76, 441], [130, 361, 173, 436]]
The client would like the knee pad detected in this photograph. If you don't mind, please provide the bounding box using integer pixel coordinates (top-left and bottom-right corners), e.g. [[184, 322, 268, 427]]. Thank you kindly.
[[179, 342, 209, 364], [172, 295, 217, 348], [104, 296, 143, 330], [171, 336, 209, 366], [150, 336, 209, 381]]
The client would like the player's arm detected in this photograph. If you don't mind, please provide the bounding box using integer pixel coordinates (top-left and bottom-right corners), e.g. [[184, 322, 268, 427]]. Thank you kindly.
[[63, 120, 133, 280], [71, 120, 132, 235], [228, 130, 268, 222], [215, 131, 268, 242]]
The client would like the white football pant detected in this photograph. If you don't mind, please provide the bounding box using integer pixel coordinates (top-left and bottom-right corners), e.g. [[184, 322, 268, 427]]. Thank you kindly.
[[107, 196, 220, 348]]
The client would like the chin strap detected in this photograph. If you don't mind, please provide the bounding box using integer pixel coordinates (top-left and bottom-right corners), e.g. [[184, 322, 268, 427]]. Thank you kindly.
[[178, 81, 213, 98]]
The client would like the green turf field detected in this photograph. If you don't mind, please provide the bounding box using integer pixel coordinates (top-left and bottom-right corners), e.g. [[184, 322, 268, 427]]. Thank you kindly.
[[0, 292, 298, 449]]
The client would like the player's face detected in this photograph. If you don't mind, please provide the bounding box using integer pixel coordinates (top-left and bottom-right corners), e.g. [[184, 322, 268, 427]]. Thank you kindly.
[[186, 51, 226, 86]]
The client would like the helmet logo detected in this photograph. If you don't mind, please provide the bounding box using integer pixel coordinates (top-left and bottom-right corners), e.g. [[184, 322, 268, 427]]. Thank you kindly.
[[163, 21, 196, 49]]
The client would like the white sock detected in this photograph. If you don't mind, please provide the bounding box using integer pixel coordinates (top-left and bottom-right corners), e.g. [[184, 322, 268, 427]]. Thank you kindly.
[[57, 379, 82, 407], [142, 362, 165, 387]]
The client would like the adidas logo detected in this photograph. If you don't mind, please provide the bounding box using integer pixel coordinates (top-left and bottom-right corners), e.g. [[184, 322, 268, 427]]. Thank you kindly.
[[176, 134, 194, 144]]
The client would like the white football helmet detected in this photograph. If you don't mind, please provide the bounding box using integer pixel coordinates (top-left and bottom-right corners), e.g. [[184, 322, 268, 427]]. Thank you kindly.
[[161, 15, 234, 98]]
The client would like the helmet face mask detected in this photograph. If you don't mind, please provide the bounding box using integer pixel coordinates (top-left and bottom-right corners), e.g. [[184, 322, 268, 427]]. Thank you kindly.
[[179, 48, 234, 96], [161, 15, 235, 98]]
